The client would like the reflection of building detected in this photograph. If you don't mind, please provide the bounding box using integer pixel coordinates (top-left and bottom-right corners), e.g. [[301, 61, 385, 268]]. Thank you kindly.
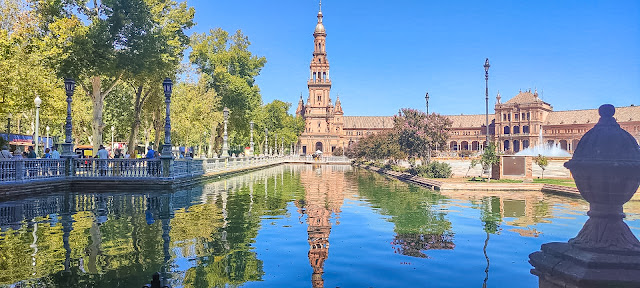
[[297, 165, 346, 288], [295, 5, 640, 155]]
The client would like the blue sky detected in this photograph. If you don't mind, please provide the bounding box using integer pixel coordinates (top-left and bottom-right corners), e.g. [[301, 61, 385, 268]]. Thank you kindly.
[[186, 0, 640, 116]]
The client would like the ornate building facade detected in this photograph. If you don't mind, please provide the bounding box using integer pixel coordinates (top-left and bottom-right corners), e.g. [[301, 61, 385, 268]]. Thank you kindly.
[[296, 5, 640, 156]]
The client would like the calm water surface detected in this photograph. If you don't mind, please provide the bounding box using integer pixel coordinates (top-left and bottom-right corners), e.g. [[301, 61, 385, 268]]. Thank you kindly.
[[1, 165, 639, 288]]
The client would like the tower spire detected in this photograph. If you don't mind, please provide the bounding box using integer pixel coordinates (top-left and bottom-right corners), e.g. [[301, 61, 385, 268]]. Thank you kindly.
[[319, 0, 322, 12]]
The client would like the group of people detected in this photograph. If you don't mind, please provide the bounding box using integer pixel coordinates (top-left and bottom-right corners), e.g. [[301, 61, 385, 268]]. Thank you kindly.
[[0, 145, 60, 160]]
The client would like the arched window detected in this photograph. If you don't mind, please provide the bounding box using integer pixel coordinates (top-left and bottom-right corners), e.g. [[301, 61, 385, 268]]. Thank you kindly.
[[313, 72, 316, 82], [504, 126, 510, 134], [513, 126, 520, 134], [323, 72, 327, 82]]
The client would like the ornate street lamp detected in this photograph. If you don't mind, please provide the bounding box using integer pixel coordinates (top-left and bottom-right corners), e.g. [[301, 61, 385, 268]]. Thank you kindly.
[[161, 78, 173, 159], [484, 58, 490, 146], [249, 121, 254, 156], [62, 78, 75, 157], [221, 107, 230, 158], [425, 92, 429, 115], [34, 94, 42, 156], [7, 113, 12, 140], [274, 132, 277, 156]]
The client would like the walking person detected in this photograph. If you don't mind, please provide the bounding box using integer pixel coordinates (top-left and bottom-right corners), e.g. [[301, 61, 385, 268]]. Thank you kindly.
[[50, 146, 61, 176], [51, 146, 60, 159], [145, 146, 157, 176], [97, 145, 109, 176], [43, 148, 51, 159], [27, 146, 37, 158]]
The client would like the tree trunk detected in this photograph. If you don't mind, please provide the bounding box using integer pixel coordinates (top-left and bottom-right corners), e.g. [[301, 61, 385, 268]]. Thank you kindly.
[[154, 121, 161, 151], [91, 76, 104, 155], [88, 75, 121, 155], [127, 86, 144, 155], [208, 125, 216, 158]]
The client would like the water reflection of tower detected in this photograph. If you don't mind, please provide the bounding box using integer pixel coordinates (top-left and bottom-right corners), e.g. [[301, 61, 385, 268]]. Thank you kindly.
[[299, 166, 346, 288]]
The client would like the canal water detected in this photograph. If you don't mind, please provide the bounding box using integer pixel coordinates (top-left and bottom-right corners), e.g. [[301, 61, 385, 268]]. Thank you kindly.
[[1, 165, 639, 288]]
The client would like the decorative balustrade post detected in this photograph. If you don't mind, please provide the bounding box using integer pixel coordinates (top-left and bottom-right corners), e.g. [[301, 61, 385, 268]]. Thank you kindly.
[[529, 105, 640, 288], [161, 78, 174, 178]]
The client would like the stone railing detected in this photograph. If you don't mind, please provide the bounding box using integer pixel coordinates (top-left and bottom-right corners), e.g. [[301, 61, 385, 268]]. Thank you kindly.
[[73, 158, 162, 178], [0, 159, 66, 182], [0, 155, 348, 185]]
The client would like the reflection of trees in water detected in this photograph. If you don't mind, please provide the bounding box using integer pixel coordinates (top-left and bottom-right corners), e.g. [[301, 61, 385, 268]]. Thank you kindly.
[[0, 165, 305, 288], [352, 170, 454, 258], [391, 232, 455, 258]]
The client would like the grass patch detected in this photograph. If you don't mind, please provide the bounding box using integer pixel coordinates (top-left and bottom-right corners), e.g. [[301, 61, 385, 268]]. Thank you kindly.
[[533, 178, 576, 187]]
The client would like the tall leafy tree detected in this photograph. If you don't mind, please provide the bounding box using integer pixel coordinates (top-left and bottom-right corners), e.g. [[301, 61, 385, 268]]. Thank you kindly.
[[252, 100, 305, 155], [0, 0, 66, 140], [31, 0, 186, 153], [125, 0, 194, 155], [190, 28, 267, 150], [171, 74, 221, 150], [393, 108, 452, 163]]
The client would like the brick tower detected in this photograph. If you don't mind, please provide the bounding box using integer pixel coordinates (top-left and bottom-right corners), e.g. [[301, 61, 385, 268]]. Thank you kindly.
[[297, 1, 345, 155]]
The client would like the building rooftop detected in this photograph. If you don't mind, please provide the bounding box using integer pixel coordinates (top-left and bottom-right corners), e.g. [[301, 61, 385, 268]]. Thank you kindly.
[[446, 114, 495, 128], [504, 90, 547, 105], [343, 116, 394, 129], [545, 105, 640, 125]]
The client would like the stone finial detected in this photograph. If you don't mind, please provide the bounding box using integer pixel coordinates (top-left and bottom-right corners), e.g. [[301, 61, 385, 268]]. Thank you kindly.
[[530, 104, 640, 288], [564, 104, 640, 252]]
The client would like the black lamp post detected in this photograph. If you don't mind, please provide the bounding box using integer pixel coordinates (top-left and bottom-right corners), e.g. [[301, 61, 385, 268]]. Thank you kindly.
[[484, 58, 490, 146], [62, 79, 75, 157], [161, 78, 173, 159], [6, 113, 11, 138], [425, 92, 429, 115]]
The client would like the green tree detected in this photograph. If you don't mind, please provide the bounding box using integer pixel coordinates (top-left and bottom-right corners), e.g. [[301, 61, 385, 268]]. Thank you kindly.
[[252, 100, 305, 155], [534, 154, 549, 179], [480, 142, 500, 182], [0, 0, 66, 140], [124, 0, 195, 155], [190, 28, 267, 150], [32, 0, 183, 153], [171, 74, 222, 151], [352, 131, 405, 162], [393, 108, 452, 164]]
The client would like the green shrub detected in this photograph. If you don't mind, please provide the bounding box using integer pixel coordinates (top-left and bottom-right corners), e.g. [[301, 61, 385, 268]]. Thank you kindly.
[[407, 161, 452, 178], [384, 163, 407, 172]]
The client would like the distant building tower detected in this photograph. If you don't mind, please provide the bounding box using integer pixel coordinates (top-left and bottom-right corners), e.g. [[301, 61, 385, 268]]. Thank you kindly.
[[298, 2, 345, 156]]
